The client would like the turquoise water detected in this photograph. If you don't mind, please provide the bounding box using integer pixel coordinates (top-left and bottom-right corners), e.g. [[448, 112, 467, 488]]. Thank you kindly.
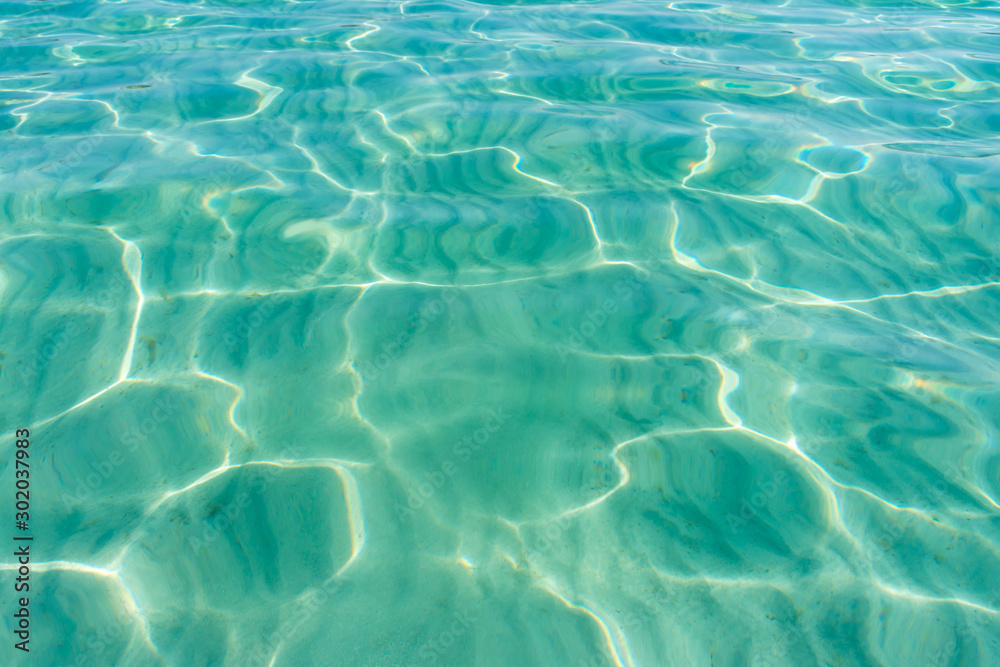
[[2, 0, 1000, 665]]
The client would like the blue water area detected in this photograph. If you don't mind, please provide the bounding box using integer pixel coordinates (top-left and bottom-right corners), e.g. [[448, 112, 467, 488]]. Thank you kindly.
[[1, 0, 999, 665]]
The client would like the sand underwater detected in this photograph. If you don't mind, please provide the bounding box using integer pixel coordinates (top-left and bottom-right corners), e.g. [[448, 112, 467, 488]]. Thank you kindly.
[[1, 0, 1000, 665]]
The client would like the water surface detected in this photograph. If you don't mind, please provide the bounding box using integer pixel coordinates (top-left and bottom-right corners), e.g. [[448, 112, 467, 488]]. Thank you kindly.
[[1, 0, 1000, 665]]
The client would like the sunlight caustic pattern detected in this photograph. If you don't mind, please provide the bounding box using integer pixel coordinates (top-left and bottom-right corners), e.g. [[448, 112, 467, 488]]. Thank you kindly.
[[1, 0, 999, 665]]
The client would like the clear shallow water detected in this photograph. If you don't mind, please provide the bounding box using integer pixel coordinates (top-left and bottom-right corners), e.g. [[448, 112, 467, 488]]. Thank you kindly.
[[1, 0, 1000, 665]]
